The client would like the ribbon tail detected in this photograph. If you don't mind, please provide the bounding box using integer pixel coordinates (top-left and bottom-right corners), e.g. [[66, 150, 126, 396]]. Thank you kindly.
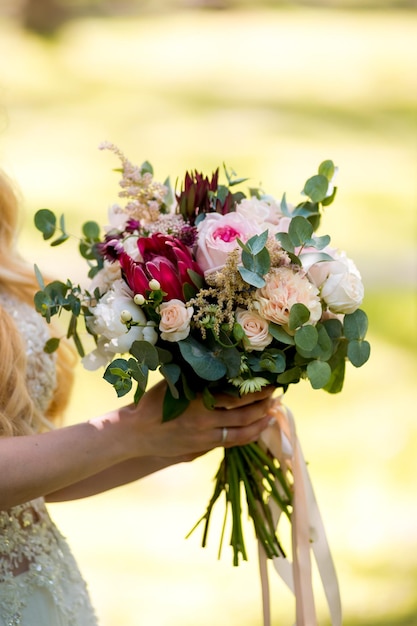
[[258, 540, 272, 626]]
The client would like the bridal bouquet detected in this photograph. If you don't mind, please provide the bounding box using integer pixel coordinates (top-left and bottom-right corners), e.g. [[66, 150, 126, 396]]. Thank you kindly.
[[34, 143, 370, 625]]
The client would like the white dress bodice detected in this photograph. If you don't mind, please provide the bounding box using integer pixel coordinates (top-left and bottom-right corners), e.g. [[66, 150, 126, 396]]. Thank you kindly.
[[0, 292, 98, 625]]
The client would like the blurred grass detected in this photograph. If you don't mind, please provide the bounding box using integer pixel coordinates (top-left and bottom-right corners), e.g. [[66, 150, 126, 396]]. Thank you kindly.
[[1, 5, 416, 626]]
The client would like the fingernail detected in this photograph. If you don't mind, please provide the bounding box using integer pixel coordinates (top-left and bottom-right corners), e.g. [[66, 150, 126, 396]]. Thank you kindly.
[[268, 416, 276, 426]]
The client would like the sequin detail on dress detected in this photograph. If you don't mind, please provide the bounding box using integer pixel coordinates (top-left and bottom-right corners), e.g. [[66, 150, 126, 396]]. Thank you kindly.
[[0, 293, 98, 625]]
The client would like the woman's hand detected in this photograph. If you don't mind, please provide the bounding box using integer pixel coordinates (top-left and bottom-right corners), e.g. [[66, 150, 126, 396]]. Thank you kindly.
[[121, 381, 276, 460]]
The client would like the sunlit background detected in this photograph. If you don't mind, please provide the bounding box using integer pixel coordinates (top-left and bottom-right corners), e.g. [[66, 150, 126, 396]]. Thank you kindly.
[[1, 0, 416, 624]]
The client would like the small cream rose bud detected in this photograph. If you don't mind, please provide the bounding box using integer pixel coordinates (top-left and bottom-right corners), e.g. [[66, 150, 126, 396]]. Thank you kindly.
[[149, 279, 161, 291], [120, 310, 133, 323], [134, 293, 145, 306]]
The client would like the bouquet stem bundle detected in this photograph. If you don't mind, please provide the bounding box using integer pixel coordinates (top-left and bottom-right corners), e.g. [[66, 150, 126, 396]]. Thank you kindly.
[[189, 440, 292, 565]]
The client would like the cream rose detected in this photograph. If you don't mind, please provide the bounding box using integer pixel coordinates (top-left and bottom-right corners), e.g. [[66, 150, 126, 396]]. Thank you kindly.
[[255, 266, 322, 329], [159, 299, 193, 342], [196, 212, 261, 273], [308, 249, 364, 314], [235, 308, 273, 352]]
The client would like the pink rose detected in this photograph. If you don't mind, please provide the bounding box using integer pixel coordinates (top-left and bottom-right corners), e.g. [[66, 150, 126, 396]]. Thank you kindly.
[[159, 299, 193, 342], [235, 308, 273, 352], [196, 212, 261, 273], [255, 266, 322, 330]]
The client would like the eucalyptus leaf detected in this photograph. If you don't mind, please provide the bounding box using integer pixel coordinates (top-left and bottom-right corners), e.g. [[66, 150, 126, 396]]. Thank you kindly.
[[130, 340, 160, 370], [347, 339, 370, 367], [162, 385, 190, 422], [289, 303, 311, 330], [288, 215, 313, 247], [34, 264, 45, 290], [238, 266, 265, 288], [275, 231, 294, 253], [295, 325, 318, 351], [82, 221, 101, 239], [318, 160, 335, 181], [268, 323, 295, 345], [277, 367, 302, 384], [160, 363, 181, 399], [51, 233, 70, 247], [34, 209, 56, 240], [344, 309, 368, 341], [303, 174, 329, 203], [44, 337, 60, 353], [247, 230, 269, 255], [178, 337, 227, 381], [307, 360, 331, 389]]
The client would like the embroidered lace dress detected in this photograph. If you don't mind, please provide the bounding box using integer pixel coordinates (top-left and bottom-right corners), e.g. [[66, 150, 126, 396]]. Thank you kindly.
[[0, 293, 98, 626]]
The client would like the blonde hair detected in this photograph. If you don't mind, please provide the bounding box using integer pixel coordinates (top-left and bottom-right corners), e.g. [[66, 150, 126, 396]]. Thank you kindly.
[[0, 170, 76, 437]]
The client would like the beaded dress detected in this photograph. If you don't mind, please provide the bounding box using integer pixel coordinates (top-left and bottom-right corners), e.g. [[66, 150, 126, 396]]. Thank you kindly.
[[0, 293, 98, 626]]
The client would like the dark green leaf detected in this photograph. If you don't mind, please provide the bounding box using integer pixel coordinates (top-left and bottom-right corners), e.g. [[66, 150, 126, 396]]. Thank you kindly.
[[277, 367, 302, 384], [178, 337, 227, 381], [34, 209, 56, 240], [162, 385, 189, 422], [44, 337, 60, 353], [160, 363, 181, 399], [202, 386, 216, 410]]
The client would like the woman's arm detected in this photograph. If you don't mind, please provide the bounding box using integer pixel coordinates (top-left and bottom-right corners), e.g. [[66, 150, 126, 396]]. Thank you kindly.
[[1, 382, 274, 509]]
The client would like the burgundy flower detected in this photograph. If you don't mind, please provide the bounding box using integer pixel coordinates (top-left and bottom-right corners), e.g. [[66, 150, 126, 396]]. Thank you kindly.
[[176, 169, 235, 225], [119, 233, 203, 301]]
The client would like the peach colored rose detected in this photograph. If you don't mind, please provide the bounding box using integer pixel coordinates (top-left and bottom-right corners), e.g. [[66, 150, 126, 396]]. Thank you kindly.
[[196, 212, 261, 273], [235, 308, 273, 352], [255, 266, 322, 330], [159, 299, 193, 342]]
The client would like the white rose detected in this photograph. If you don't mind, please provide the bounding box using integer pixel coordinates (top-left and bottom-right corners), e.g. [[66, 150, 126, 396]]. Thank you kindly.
[[85, 278, 155, 362], [87, 260, 122, 296], [235, 308, 273, 352], [159, 299, 193, 342], [308, 249, 364, 314]]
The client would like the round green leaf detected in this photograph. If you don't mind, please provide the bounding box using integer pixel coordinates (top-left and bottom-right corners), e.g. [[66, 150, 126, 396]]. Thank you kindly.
[[289, 302, 310, 330], [178, 337, 227, 381], [295, 325, 318, 352], [318, 160, 335, 181], [34, 209, 56, 240], [344, 309, 368, 341], [347, 339, 370, 367], [307, 360, 331, 389], [288, 216, 313, 247], [303, 174, 329, 203], [82, 221, 101, 240]]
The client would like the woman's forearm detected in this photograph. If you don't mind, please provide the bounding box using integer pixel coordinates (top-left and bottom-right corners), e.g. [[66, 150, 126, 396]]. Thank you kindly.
[[45, 455, 176, 502], [0, 409, 134, 510]]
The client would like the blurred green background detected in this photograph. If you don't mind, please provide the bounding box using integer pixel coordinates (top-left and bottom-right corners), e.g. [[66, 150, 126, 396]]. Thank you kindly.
[[1, 1, 416, 625]]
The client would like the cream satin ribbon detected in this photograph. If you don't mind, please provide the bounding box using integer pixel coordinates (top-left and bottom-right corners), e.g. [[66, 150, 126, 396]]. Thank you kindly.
[[258, 398, 342, 626]]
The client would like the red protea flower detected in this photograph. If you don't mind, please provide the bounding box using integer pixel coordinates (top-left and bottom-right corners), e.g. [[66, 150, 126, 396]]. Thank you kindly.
[[119, 233, 203, 301], [176, 169, 235, 225]]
